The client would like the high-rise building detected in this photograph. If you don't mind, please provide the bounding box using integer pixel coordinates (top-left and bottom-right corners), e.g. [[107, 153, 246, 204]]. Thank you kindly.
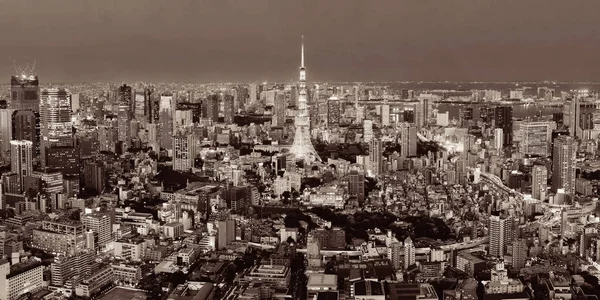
[[10, 74, 40, 112], [388, 241, 403, 270], [400, 122, 417, 158], [531, 165, 548, 201], [0, 109, 15, 158], [218, 219, 236, 249], [272, 92, 286, 127], [289, 36, 320, 162], [552, 135, 577, 195], [489, 215, 513, 258], [520, 122, 552, 157], [494, 106, 513, 147], [117, 105, 130, 146], [369, 139, 383, 175], [348, 169, 365, 205], [173, 134, 196, 172], [39, 88, 73, 168], [10, 140, 33, 190], [11, 110, 40, 158], [82, 213, 112, 248], [203, 95, 219, 122], [511, 239, 527, 269], [380, 104, 390, 127], [327, 96, 341, 127], [416, 97, 430, 129], [404, 237, 415, 269], [83, 160, 106, 195], [223, 94, 235, 124], [567, 97, 600, 139], [98, 124, 117, 153]]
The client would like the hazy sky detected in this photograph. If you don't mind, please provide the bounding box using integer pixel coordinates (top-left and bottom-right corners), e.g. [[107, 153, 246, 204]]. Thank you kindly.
[[2, 0, 600, 83]]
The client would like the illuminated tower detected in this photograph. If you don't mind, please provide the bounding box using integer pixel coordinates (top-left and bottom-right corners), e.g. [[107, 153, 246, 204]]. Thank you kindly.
[[39, 88, 73, 168], [289, 36, 320, 162]]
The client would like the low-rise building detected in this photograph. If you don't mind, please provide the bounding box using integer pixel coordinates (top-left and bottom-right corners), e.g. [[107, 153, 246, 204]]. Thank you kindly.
[[0, 259, 44, 300], [75, 266, 115, 297]]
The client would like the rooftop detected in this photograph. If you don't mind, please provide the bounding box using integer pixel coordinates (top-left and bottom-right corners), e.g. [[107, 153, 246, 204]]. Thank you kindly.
[[307, 274, 338, 288], [353, 280, 384, 296]]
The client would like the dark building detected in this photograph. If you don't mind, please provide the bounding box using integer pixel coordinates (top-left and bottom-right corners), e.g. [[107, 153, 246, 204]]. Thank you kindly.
[[83, 160, 106, 195], [312, 228, 346, 250], [12, 110, 40, 158], [117, 84, 133, 106], [223, 94, 235, 124], [202, 95, 219, 122], [402, 110, 415, 123], [327, 97, 341, 127], [494, 106, 513, 147], [10, 75, 40, 112], [553, 112, 564, 126], [401, 89, 409, 100], [348, 170, 365, 205], [45, 146, 81, 177]]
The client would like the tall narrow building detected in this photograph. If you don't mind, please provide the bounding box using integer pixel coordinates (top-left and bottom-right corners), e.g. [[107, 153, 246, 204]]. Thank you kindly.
[[489, 215, 514, 258], [10, 74, 40, 112], [12, 110, 40, 158], [10, 140, 33, 190], [289, 36, 320, 162], [173, 134, 196, 172], [0, 109, 15, 158], [552, 136, 576, 195], [404, 237, 415, 269], [369, 139, 383, 175], [400, 122, 417, 158], [531, 165, 548, 201], [39, 88, 73, 168]]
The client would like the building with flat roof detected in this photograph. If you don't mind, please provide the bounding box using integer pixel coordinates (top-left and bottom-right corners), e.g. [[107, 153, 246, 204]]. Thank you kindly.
[[31, 220, 86, 256], [351, 280, 385, 300], [387, 283, 438, 300], [75, 266, 114, 297], [239, 264, 291, 288], [0, 259, 44, 300], [307, 274, 338, 298]]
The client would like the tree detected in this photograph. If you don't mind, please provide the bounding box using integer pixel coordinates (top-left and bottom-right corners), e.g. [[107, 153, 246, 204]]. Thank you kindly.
[[286, 236, 295, 244]]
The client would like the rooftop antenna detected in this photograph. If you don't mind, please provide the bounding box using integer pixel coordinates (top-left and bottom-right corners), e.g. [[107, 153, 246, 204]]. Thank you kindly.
[[13, 60, 37, 78]]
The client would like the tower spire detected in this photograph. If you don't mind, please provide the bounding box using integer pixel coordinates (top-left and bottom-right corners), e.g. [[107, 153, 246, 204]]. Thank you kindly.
[[301, 35, 305, 68]]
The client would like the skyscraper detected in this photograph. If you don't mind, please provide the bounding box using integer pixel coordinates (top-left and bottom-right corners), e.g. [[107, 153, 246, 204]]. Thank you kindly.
[[327, 96, 341, 128], [489, 215, 513, 258], [272, 92, 286, 127], [552, 135, 577, 195], [83, 160, 106, 195], [0, 109, 15, 158], [117, 105, 130, 146], [404, 237, 415, 269], [388, 241, 402, 270], [348, 169, 365, 205], [369, 139, 383, 175], [217, 219, 236, 249], [117, 84, 133, 116], [173, 134, 196, 172], [494, 106, 513, 147], [531, 165, 548, 201], [520, 121, 552, 157], [11, 110, 40, 158], [203, 95, 219, 122], [10, 74, 40, 112], [223, 94, 235, 124], [511, 239, 527, 269], [10, 140, 33, 190], [289, 36, 320, 162], [39, 88, 73, 168], [400, 122, 417, 158]]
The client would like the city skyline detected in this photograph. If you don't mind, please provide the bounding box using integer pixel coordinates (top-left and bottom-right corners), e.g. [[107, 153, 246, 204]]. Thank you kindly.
[[3, 0, 600, 83]]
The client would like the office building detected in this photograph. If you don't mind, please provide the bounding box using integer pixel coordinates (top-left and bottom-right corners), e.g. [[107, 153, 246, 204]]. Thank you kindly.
[[348, 169, 365, 205], [50, 251, 93, 286], [75, 266, 115, 297], [312, 228, 346, 250], [83, 160, 106, 194], [117, 105, 130, 146], [31, 220, 86, 256], [44, 146, 80, 177], [272, 92, 286, 127], [494, 106, 513, 147], [552, 136, 577, 195], [39, 88, 73, 168], [203, 94, 219, 122], [520, 121, 552, 157], [82, 213, 112, 248], [489, 215, 513, 258], [173, 134, 197, 172], [218, 219, 236, 249], [388, 241, 403, 270], [11, 110, 40, 158], [0, 259, 44, 300], [400, 122, 417, 158], [531, 165, 548, 201], [404, 237, 415, 269], [114, 237, 147, 262], [0, 109, 15, 158], [223, 94, 235, 124], [10, 140, 33, 190], [10, 74, 39, 112], [327, 96, 341, 127], [511, 239, 527, 269], [369, 139, 383, 175]]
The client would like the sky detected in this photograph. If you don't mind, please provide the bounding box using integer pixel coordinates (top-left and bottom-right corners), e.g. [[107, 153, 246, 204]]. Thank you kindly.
[[2, 0, 600, 83]]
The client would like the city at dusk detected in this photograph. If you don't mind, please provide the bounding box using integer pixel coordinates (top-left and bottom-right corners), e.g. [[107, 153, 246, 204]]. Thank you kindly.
[[1, 1, 600, 300]]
